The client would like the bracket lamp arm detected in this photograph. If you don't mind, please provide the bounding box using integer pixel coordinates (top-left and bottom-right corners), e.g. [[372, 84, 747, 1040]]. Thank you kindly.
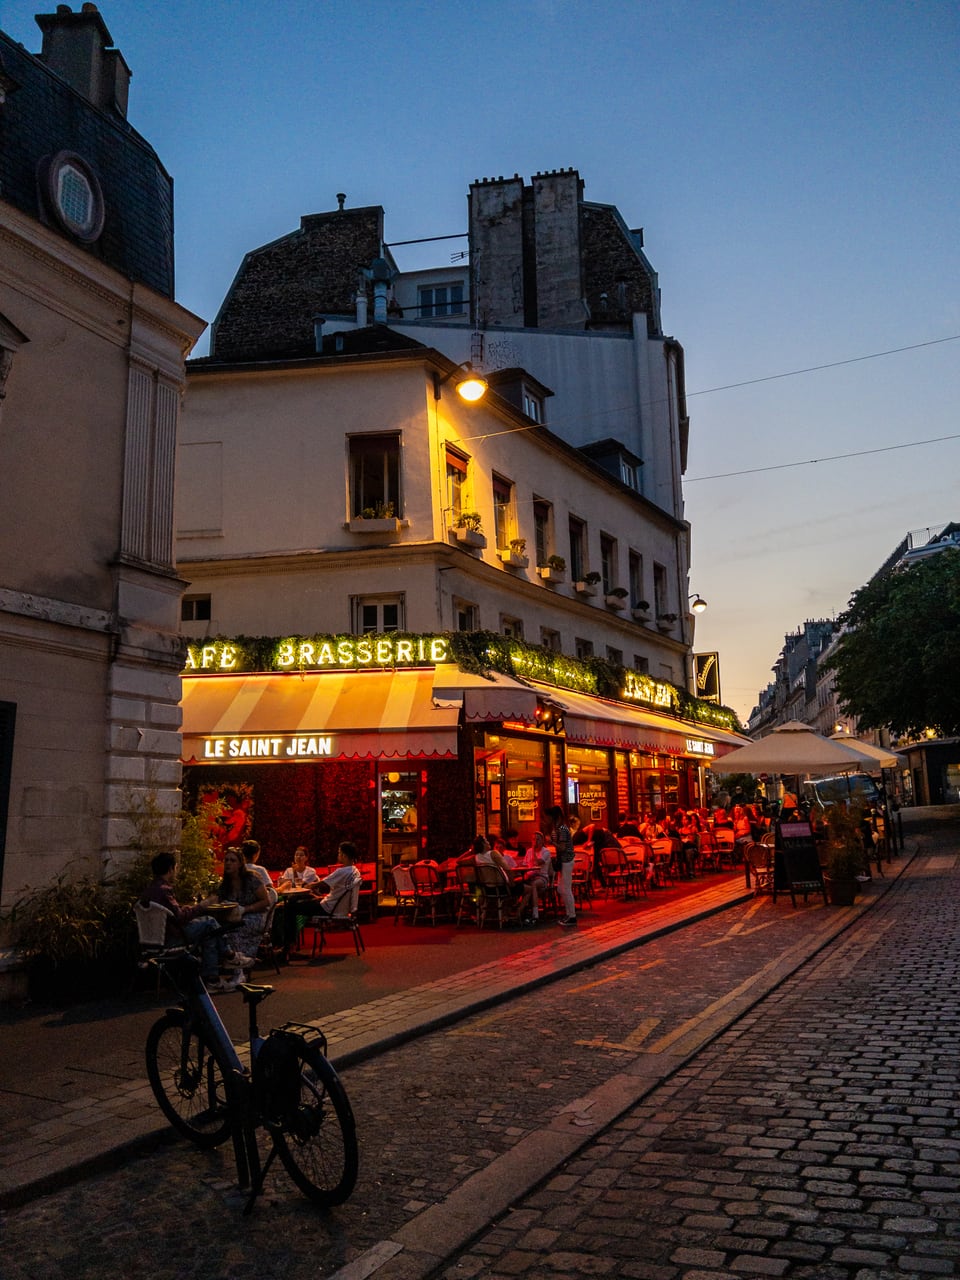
[[688, 593, 708, 614]]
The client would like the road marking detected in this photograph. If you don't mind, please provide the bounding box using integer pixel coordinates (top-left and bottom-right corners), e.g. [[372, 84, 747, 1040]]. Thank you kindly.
[[576, 1016, 662, 1052]]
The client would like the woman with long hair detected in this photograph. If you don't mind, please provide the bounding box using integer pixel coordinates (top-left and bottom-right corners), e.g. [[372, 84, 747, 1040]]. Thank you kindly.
[[215, 845, 271, 971]]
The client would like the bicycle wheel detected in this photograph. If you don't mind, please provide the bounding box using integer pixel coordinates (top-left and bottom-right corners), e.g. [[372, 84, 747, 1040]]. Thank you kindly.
[[262, 1038, 357, 1206], [145, 1010, 232, 1149]]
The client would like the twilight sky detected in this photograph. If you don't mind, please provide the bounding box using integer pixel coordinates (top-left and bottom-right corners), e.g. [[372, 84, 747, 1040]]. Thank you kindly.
[[5, 0, 958, 721]]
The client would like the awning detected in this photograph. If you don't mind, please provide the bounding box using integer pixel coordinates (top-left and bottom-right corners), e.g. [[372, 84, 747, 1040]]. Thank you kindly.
[[431, 664, 539, 724], [181, 669, 461, 764], [529, 682, 750, 760]]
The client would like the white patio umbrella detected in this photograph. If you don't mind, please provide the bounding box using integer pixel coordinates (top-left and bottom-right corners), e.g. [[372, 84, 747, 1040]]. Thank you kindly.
[[714, 720, 872, 776], [828, 734, 899, 770]]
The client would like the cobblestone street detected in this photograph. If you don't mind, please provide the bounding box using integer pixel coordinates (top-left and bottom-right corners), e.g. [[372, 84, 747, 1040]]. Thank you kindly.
[[1, 822, 956, 1279]]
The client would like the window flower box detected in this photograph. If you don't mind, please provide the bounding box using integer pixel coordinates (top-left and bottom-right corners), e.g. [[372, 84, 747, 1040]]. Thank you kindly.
[[348, 517, 402, 534], [538, 564, 565, 584], [499, 549, 529, 568], [605, 588, 629, 610], [453, 526, 486, 549], [656, 613, 678, 631], [631, 602, 651, 621]]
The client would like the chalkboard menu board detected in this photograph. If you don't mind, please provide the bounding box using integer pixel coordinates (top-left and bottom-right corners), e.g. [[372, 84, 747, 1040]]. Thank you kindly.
[[774, 820, 826, 906]]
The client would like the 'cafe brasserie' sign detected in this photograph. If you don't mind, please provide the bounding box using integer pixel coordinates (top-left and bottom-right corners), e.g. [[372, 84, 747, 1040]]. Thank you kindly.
[[184, 634, 451, 673]]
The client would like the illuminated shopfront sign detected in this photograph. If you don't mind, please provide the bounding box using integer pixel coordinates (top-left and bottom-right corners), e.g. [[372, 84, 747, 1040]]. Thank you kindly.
[[685, 738, 715, 757], [184, 634, 450, 674], [201, 735, 334, 759], [621, 670, 676, 710]]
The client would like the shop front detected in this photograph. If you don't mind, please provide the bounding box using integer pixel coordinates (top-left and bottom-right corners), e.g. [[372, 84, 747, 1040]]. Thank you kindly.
[[179, 635, 748, 893]]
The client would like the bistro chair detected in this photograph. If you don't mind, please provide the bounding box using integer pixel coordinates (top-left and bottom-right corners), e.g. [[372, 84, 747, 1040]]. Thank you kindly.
[[713, 826, 737, 868], [474, 862, 517, 928], [409, 861, 452, 926], [744, 842, 774, 896], [570, 851, 593, 908], [133, 901, 174, 995], [308, 879, 366, 956], [599, 845, 644, 899], [696, 830, 721, 872], [390, 863, 417, 925], [454, 862, 480, 925], [255, 903, 283, 974]]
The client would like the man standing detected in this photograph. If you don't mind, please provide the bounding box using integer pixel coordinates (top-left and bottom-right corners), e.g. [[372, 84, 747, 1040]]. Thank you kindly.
[[544, 805, 577, 927]]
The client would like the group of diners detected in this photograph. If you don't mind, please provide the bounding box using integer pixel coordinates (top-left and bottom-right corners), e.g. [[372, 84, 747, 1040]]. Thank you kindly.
[[139, 838, 363, 991]]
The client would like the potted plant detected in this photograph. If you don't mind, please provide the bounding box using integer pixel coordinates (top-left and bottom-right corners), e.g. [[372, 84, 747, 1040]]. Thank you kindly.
[[500, 537, 529, 568], [349, 500, 401, 534], [452, 511, 486, 548], [604, 586, 629, 609], [656, 611, 678, 630], [575, 570, 602, 596], [821, 803, 869, 905], [537, 554, 566, 583], [631, 598, 651, 620]]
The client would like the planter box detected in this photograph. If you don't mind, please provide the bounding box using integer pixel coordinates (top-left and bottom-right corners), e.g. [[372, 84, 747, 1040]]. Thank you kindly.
[[604, 594, 627, 610], [631, 608, 651, 622], [348, 517, 401, 534], [452, 527, 486, 549], [499, 550, 529, 568], [538, 566, 565, 584], [575, 581, 598, 597], [656, 616, 677, 631]]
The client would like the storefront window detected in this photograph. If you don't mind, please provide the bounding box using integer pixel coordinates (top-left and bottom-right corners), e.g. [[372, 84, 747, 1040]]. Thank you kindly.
[[381, 771, 420, 880]]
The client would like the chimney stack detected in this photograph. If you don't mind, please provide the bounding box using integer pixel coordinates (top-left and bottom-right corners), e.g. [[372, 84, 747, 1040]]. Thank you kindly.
[[36, 4, 131, 117]]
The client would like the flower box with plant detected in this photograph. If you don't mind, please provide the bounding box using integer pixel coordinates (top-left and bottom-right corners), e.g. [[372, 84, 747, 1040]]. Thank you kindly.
[[500, 536, 529, 568], [537, 554, 566, 583], [605, 586, 629, 609], [656, 611, 678, 629], [349, 500, 401, 533], [631, 599, 651, 619], [575, 570, 602, 596], [451, 511, 486, 548]]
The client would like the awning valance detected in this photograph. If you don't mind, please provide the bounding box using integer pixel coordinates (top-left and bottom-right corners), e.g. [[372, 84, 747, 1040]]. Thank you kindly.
[[431, 664, 539, 724], [181, 669, 461, 764], [529, 682, 749, 760]]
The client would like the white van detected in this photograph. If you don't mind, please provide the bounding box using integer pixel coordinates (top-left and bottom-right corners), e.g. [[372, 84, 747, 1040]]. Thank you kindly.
[[802, 773, 880, 813]]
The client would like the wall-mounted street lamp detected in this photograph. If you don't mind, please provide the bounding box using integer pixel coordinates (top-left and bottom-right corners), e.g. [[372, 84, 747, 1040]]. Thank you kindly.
[[689, 593, 708, 614], [433, 361, 488, 403]]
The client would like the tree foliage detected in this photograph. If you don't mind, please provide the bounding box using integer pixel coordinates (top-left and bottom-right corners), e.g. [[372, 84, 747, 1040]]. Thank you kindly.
[[826, 549, 960, 737]]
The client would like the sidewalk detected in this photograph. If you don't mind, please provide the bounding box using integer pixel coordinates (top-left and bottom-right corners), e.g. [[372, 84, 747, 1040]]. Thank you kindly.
[[0, 825, 926, 1212]]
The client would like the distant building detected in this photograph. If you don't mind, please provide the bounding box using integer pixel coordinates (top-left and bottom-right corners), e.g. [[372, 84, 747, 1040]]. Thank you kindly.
[[0, 6, 204, 949]]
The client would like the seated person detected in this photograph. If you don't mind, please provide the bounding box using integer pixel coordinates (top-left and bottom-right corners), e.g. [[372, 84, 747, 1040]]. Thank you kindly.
[[211, 846, 272, 972], [616, 812, 641, 839], [278, 846, 320, 891], [309, 841, 362, 917], [519, 831, 553, 923], [242, 838, 278, 907], [491, 835, 518, 869], [141, 851, 246, 989]]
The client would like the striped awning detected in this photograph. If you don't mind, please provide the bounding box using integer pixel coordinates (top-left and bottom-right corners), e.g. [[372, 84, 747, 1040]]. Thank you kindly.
[[529, 683, 750, 760], [431, 664, 539, 724], [181, 669, 461, 764]]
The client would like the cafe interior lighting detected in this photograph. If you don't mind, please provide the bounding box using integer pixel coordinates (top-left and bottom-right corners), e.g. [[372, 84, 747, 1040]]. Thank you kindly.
[[689, 593, 708, 613], [433, 361, 488, 403]]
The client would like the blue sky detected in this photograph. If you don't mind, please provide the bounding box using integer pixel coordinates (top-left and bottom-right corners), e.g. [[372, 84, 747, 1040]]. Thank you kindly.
[[5, 0, 958, 720]]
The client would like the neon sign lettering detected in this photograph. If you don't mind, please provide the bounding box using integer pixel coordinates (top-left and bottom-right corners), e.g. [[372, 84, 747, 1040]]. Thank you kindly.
[[202, 736, 334, 759]]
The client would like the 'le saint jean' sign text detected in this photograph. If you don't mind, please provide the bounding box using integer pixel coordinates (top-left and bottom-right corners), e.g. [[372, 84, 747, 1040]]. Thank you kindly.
[[202, 735, 333, 759], [184, 634, 451, 673]]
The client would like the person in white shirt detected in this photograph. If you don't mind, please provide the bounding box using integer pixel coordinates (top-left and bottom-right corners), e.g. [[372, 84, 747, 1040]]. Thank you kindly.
[[278, 847, 320, 891], [241, 839, 278, 906], [519, 831, 554, 924], [310, 842, 362, 917]]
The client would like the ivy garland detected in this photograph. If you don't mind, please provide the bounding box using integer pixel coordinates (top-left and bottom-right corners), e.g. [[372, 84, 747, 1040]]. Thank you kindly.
[[183, 631, 742, 732]]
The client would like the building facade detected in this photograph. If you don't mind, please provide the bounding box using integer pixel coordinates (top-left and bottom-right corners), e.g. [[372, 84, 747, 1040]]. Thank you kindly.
[[178, 183, 744, 885], [0, 6, 204, 935]]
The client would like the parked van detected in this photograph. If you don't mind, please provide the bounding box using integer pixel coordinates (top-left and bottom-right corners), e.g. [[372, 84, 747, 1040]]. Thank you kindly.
[[802, 773, 880, 813]]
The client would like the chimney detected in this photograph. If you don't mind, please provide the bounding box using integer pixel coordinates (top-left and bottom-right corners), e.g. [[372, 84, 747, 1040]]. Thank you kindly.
[[36, 4, 132, 117]]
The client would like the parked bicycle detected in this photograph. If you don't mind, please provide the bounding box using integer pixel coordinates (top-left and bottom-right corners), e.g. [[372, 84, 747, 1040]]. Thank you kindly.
[[143, 946, 357, 1214]]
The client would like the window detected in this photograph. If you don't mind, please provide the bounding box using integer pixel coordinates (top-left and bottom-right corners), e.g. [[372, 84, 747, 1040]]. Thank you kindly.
[[629, 551, 644, 608], [620, 458, 638, 490], [533, 499, 551, 566], [181, 595, 211, 622], [353, 596, 403, 633], [600, 534, 616, 595], [575, 637, 594, 659], [350, 433, 401, 518], [43, 152, 105, 242], [501, 615, 524, 640], [654, 563, 668, 616], [606, 646, 623, 666], [446, 447, 468, 523], [456, 600, 479, 631], [540, 627, 561, 652], [523, 390, 544, 423], [419, 283, 464, 317], [633, 655, 650, 674], [492, 475, 513, 550], [568, 517, 586, 582]]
